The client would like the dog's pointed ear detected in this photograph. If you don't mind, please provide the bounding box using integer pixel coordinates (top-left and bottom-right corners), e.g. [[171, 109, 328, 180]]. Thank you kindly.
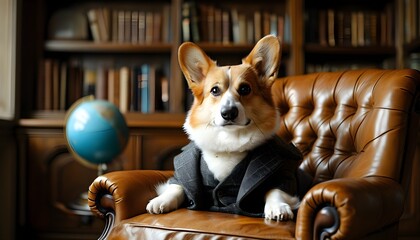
[[178, 42, 215, 89], [243, 35, 281, 83]]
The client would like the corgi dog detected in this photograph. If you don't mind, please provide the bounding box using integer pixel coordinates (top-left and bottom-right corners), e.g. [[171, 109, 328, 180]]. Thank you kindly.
[[146, 35, 301, 221]]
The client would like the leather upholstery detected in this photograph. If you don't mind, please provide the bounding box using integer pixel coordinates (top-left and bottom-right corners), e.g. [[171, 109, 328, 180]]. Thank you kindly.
[[89, 69, 420, 240]]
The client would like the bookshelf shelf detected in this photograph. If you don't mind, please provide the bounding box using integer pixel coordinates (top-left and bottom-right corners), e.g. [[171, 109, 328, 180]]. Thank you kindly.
[[195, 42, 290, 54], [305, 44, 395, 56], [19, 112, 185, 128], [45, 40, 173, 53]]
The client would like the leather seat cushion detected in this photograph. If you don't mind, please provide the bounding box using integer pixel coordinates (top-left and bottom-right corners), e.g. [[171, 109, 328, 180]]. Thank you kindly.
[[108, 209, 296, 239]]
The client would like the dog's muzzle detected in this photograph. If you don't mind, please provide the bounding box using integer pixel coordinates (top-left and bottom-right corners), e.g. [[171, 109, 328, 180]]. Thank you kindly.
[[221, 105, 238, 121]]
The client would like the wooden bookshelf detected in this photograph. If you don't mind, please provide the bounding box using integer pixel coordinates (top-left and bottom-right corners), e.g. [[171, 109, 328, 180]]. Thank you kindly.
[[45, 40, 173, 53], [16, 0, 298, 239], [304, 44, 395, 55], [303, 0, 400, 72]]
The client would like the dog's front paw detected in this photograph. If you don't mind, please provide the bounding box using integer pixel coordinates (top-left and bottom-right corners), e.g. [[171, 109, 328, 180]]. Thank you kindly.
[[146, 195, 179, 214], [264, 202, 294, 221], [146, 184, 185, 214]]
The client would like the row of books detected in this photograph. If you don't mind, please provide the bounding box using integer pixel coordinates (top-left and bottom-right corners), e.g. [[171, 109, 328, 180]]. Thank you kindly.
[[305, 6, 394, 47], [404, 0, 420, 44], [86, 5, 172, 44], [37, 59, 170, 113], [181, 2, 290, 44]]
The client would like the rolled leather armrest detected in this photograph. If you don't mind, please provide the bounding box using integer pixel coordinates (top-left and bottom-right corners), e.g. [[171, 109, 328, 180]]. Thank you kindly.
[[295, 177, 404, 239], [88, 170, 173, 223]]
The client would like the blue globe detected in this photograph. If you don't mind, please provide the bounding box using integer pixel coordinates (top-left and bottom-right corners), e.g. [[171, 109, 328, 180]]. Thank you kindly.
[[65, 98, 129, 166]]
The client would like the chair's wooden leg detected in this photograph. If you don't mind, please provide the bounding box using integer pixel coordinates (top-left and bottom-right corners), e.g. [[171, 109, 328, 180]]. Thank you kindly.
[[98, 211, 115, 240]]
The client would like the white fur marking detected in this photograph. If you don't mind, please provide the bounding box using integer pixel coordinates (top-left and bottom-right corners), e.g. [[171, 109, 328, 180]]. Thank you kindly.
[[202, 150, 247, 182], [146, 183, 185, 214], [264, 189, 300, 221]]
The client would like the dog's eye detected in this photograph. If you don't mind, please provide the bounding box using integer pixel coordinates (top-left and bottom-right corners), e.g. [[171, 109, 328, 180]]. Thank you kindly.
[[238, 84, 251, 96], [210, 86, 221, 96]]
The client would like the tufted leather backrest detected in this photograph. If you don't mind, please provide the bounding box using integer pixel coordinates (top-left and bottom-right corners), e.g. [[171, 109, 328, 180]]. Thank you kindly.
[[273, 69, 420, 186]]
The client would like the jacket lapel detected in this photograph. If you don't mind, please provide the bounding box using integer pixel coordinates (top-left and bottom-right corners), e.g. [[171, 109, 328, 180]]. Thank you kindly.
[[172, 142, 204, 209], [236, 135, 302, 202], [236, 144, 282, 201]]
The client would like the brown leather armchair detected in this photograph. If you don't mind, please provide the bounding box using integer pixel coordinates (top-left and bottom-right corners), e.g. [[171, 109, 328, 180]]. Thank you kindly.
[[88, 69, 420, 240]]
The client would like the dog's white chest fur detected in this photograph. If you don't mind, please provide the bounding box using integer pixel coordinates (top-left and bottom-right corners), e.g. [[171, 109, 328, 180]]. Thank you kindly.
[[202, 150, 247, 182]]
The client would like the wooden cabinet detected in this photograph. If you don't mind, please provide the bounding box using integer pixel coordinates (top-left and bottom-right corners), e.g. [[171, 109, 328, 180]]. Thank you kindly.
[[17, 121, 188, 239], [17, 128, 103, 239]]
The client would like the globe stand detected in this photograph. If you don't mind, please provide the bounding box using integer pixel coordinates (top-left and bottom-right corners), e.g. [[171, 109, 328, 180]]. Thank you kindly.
[[98, 163, 108, 176], [67, 163, 109, 219]]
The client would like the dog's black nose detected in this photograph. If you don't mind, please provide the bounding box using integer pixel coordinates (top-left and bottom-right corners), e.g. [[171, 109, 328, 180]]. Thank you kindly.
[[221, 106, 238, 121]]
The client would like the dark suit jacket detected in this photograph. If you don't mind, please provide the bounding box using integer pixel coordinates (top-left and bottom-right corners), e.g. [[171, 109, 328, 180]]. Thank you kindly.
[[168, 135, 302, 217]]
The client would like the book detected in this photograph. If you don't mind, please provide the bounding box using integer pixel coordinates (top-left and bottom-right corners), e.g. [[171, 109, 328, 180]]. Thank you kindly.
[[44, 59, 52, 110], [37, 60, 45, 110], [153, 12, 162, 42], [145, 12, 154, 43], [231, 9, 240, 44], [107, 68, 120, 108], [87, 9, 101, 42], [96, 8, 109, 42], [190, 2, 200, 42], [351, 12, 358, 46], [117, 10, 125, 43], [269, 13, 278, 37], [277, 15, 284, 42], [138, 11, 146, 43], [222, 11, 230, 44], [95, 65, 107, 100], [162, 5, 172, 43], [182, 2, 191, 41], [131, 11, 139, 44], [214, 8, 222, 43], [247, 18, 254, 44], [59, 61, 67, 110], [67, 59, 83, 108], [207, 5, 215, 42], [83, 69, 96, 96], [199, 4, 209, 42], [238, 14, 247, 44], [263, 12, 271, 37], [160, 76, 169, 112], [336, 11, 344, 46], [119, 66, 130, 113], [148, 65, 157, 112], [131, 66, 141, 111], [112, 10, 118, 42], [124, 11, 131, 42], [140, 64, 150, 113], [52, 59, 60, 110], [102, 8, 110, 40], [357, 11, 364, 46], [327, 9, 335, 46], [254, 11, 261, 42], [107, 68, 116, 106]]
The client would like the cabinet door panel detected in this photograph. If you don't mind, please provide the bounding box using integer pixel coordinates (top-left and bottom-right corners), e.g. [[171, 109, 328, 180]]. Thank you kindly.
[[140, 130, 189, 170], [23, 132, 103, 238]]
